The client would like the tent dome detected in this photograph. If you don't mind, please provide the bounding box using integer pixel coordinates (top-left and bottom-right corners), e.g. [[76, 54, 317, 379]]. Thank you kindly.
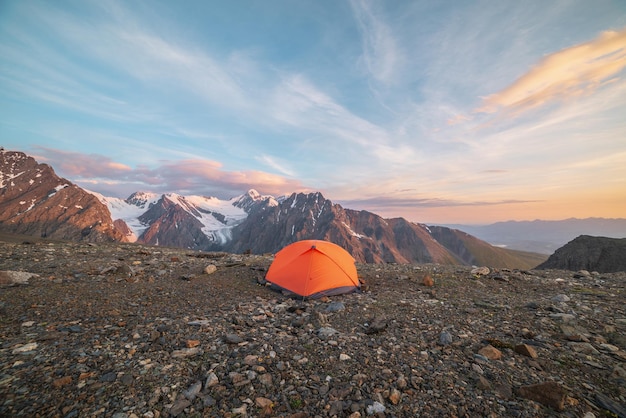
[[265, 240, 359, 299]]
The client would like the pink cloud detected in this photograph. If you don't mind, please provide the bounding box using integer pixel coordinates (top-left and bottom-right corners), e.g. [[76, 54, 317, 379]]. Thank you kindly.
[[36, 148, 307, 198]]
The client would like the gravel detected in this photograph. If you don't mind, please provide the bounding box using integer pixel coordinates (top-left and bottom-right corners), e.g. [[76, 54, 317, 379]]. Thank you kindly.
[[1, 240, 625, 417]]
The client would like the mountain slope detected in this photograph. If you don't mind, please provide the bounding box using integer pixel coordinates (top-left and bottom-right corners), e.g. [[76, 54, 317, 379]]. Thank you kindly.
[[537, 235, 626, 273], [428, 226, 547, 269], [0, 150, 126, 242], [1, 149, 543, 268]]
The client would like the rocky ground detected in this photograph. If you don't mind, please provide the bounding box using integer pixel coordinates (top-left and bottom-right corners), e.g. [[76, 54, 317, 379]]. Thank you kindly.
[[0, 239, 625, 418]]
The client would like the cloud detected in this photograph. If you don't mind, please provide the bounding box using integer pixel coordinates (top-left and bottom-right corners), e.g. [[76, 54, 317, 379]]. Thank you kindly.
[[36, 148, 307, 199], [349, 0, 400, 84], [476, 27, 626, 116], [339, 196, 541, 210]]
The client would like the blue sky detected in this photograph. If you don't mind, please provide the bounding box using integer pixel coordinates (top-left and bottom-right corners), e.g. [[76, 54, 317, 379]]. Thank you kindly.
[[1, 0, 625, 224]]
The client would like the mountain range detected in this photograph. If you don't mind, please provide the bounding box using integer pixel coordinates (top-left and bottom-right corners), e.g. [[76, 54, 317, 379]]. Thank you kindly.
[[448, 218, 626, 254], [0, 149, 572, 269]]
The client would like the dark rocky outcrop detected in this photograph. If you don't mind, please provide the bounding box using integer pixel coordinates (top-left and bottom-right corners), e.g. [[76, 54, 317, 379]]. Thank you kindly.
[[537, 235, 626, 272]]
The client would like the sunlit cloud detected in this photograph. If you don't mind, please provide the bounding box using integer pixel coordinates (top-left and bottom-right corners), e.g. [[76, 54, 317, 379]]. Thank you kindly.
[[36, 148, 307, 199], [476, 27, 626, 116]]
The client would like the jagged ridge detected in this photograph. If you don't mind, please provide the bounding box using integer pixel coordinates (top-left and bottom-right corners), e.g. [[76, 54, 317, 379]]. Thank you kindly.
[[0, 149, 545, 267]]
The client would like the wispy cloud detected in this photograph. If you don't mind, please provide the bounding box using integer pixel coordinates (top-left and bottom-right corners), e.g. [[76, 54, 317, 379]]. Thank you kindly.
[[476, 27, 626, 116], [339, 195, 541, 209], [349, 0, 400, 85]]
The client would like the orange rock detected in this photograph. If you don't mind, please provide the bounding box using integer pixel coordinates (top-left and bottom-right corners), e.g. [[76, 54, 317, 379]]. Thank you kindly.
[[53, 376, 72, 388], [422, 274, 434, 287], [478, 344, 502, 360], [514, 344, 538, 358], [186, 339, 200, 348]]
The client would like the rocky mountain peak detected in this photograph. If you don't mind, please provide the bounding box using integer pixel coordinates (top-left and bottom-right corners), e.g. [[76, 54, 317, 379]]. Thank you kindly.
[[232, 189, 278, 213], [125, 191, 160, 208], [0, 150, 127, 242], [1, 149, 547, 269]]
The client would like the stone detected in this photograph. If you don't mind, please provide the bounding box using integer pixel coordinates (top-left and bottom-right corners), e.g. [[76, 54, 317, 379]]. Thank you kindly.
[[478, 345, 502, 360], [12, 342, 38, 354], [438, 331, 453, 346], [52, 375, 72, 388], [365, 316, 387, 334], [258, 373, 273, 386], [171, 347, 201, 358], [422, 274, 434, 286], [244, 354, 258, 365], [471, 267, 490, 276], [205, 372, 219, 387], [568, 342, 599, 354], [255, 397, 273, 408], [389, 388, 401, 404], [552, 294, 570, 303], [339, 353, 351, 361], [185, 339, 200, 348], [514, 344, 538, 358], [169, 398, 191, 416], [203, 264, 217, 275], [224, 333, 244, 344], [231, 404, 247, 415], [0, 271, 38, 286], [515, 381, 567, 411], [183, 381, 202, 400], [594, 392, 626, 418], [366, 401, 386, 415], [325, 301, 345, 312], [318, 327, 339, 339]]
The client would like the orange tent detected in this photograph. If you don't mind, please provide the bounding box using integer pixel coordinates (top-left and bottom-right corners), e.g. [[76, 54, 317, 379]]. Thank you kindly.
[[265, 240, 360, 299]]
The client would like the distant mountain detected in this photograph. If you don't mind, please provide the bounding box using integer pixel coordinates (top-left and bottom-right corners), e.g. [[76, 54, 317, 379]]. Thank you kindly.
[[446, 219, 626, 254], [0, 149, 544, 268], [537, 235, 626, 273], [0, 150, 126, 242]]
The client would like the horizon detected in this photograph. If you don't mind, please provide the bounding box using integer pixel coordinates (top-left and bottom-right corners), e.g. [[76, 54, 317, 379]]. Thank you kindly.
[[1, 1, 625, 224]]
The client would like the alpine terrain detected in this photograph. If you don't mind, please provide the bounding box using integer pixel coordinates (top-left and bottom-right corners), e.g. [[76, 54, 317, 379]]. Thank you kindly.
[[0, 149, 545, 268]]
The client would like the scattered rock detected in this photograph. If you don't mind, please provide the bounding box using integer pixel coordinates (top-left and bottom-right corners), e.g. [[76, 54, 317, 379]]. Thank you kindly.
[[1, 240, 624, 417], [471, 266, 490, 276], [478, 345, 502, 360], [422, 274, 434, 286], [224, 333, 244, 344], [439, 330, 453, 346], [0, 270, 38, 286], [203, 264, 217, 275], [325, 301, 345, 312], [514, 344, 538, 358], [365, 316, 387, 334], [515, 381, 567, 411]]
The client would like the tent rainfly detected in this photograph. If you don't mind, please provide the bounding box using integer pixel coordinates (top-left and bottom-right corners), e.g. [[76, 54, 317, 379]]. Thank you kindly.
[[265, 240, 360, 299]]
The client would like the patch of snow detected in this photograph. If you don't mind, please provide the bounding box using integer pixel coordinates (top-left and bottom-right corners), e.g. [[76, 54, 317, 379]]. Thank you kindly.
[[342, 222, 367, 239]]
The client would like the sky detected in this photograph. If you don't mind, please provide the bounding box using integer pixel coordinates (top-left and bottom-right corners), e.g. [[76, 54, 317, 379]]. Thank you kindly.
[[1, 0, 625, 225]]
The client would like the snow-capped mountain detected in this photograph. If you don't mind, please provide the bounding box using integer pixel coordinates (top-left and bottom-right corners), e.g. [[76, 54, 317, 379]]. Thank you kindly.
[[0, 149, 546, 268], [89, 189, 278, 248]]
